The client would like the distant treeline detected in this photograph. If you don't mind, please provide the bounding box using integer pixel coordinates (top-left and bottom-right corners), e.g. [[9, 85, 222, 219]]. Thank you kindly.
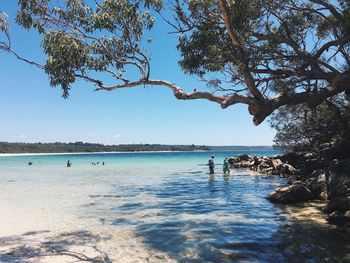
[[0, 142, 210, 153], [208, 145, 273, 151], [0, 142, 274, 154]]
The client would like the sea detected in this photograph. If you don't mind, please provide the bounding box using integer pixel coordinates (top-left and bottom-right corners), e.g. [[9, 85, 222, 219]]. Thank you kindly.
[[0, 150, 349, 262]]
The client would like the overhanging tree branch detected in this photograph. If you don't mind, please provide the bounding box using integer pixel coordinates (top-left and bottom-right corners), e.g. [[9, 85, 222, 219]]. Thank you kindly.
[[218, 0, 265, 102], [1, 1, 350, 126]]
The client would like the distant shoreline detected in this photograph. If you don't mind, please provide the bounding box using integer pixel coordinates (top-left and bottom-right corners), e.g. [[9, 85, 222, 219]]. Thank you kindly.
[[0, 149, 278, 157], [0, 151, 203, 157], [0, 142, 274, 156]]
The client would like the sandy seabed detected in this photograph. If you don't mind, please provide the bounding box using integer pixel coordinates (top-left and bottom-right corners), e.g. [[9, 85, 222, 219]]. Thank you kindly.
[[0, 202, 177, 263], [0, 168, 179, 262], [0, 227, 177, 263]]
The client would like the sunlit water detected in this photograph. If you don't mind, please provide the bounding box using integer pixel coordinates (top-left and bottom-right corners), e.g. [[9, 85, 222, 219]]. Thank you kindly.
[[0, 151, 349, 262]]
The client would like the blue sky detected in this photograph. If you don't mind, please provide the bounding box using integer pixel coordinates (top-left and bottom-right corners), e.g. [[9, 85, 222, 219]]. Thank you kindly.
[[0, 1, 276, 146]]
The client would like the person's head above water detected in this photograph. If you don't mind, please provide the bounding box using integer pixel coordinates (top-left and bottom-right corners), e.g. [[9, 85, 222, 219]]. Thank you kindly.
[[211, 155, 215, 159]]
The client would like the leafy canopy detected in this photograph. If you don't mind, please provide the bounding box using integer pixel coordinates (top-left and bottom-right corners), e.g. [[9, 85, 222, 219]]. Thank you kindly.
[[270, 96, 350, 155], [1, 0, 350, 124], [14, 0, 162, 97]]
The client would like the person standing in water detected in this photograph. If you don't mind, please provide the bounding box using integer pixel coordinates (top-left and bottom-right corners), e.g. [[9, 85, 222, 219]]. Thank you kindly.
[[67, 160, 72, 167], [223, 157, 230, 174], [208, 155, 215, 175]]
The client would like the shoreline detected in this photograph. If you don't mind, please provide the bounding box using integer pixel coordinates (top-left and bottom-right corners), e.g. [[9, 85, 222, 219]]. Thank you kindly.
[[0, 150, 207, 157], [0, 149, 278, 157]]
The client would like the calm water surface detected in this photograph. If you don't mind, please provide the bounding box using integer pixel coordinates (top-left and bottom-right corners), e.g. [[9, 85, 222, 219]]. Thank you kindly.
[[0, 151, 349, 262]]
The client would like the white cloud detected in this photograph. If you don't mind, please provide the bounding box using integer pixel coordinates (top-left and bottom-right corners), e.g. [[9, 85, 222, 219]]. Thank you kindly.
[[114, 134, 121, 138]]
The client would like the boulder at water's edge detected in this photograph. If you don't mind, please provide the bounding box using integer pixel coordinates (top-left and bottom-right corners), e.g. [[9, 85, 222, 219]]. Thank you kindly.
[[266, 184, 314, 204]]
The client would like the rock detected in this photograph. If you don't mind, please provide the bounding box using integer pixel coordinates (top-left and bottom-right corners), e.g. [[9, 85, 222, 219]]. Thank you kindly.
[[319, 191, 328, 200], [325, 144, 350, 160], [229, 154, 300, 177], [271, 158, 283, 169], [264, 167, 274, 175], [282, 163, 299, 175], [323, 197, 350, 213], [275, 152, 303, 169], [252, 156, 260, 164], [316, 158, 350, 225], [305, 176, 327, 200], [311, 169, 326, 179], [326, 159, 350, 199], [242, 160, 254, 167], [301, 158, 326, 177], [238, 154, 250, 161], [266, 184, 314, 204], [264, 160, 272, 166], [258, 161, 270, 170], [228, 156, 245, 165], [319, 143, 335, 156], [304, 153, 314, 158], [327, 210, 350, 225]]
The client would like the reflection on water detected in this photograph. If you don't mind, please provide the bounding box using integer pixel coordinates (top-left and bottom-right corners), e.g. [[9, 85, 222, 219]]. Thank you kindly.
[[0, 151, 350, 262], [84, 169, 350, 262], [273, 220, 350, 263]]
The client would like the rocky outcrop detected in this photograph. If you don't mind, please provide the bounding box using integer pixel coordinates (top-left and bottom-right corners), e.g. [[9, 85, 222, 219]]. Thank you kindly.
[[228, 154, 299, 177], [324, 159, 350, 224], [266, 183, 314, 204], [231, 153, 350, 225], [324, 197, 350, 214], [304, 175, 328, 200], [327, 210, 350, 225], [326, 159, 350, 199], [266, 172, 327, 205]]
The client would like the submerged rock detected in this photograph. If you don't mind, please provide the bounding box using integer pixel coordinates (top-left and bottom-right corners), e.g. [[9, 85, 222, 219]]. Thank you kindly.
[[266, 184, 314, 204]]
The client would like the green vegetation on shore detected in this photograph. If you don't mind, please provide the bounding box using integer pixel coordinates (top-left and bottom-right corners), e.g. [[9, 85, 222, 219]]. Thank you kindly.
[[0, 142, 273, 154]]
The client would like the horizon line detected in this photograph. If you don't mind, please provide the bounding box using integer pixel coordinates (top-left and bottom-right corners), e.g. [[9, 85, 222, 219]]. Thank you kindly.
[[0, 141, 273, 147]]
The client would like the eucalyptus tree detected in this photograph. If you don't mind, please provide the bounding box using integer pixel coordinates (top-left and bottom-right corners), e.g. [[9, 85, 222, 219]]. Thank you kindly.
[[270, 96, 350, 151], [1, 0, 350, 125]]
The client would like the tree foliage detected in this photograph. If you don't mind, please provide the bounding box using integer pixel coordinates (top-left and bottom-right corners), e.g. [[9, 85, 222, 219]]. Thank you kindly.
[[270, 96, 350, 152], [1, 0, 350, 124], [12, 0, 163, 97]]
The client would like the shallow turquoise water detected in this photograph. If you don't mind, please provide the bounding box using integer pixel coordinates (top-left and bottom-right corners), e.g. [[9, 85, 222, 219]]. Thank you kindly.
[[0, 151, 349, 262]]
